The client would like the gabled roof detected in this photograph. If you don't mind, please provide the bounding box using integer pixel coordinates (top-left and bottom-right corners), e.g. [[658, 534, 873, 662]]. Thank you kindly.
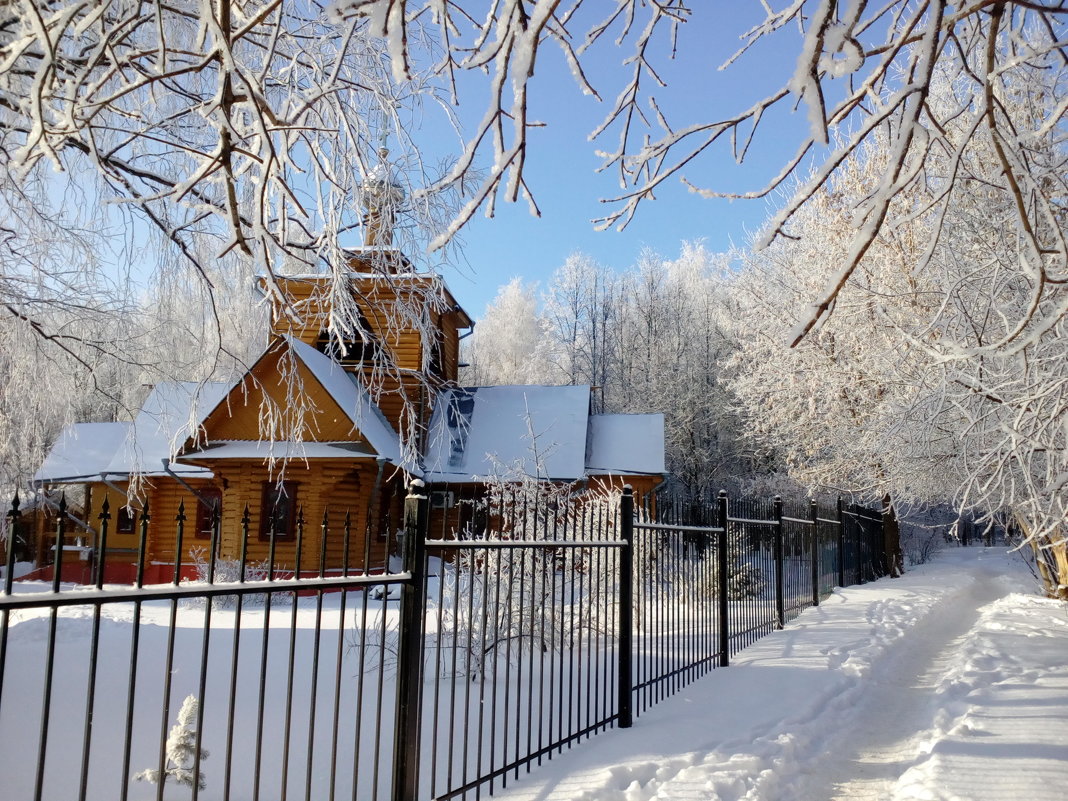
[[423, 385, 593, 482], [179, 336, 402, 466], [286, 337, 402, 464], [107, 382, 229, 477], [181, 440, 376, 461], [33, 382, 229, 483], [33, 422, 131, 483], [586, 414, 666, 475], [35, 350, 664, 487]]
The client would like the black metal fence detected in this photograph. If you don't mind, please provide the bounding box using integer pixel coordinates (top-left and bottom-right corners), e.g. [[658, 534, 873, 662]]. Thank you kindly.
[[0, 492, 409, 801], [0, 485, 887, 801]]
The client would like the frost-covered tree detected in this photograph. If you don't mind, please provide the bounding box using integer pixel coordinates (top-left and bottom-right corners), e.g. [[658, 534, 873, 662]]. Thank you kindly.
[[1, 0, 456, 281], [542, 254, 621, 408], [0, 246, 268, 493], [727, 64, 1068, 593], [135, 694, 209, 791], [462, 278, 557, 385], [615, 244, 745, 496], [339, 2, 1065, 337], [0, 0, 463, 472]]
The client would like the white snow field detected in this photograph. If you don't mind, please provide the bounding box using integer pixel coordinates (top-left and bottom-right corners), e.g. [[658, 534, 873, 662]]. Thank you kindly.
[[493, 547, 1068, 801]]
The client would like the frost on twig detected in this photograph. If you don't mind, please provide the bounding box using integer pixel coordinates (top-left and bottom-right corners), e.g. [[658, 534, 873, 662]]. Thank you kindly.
[[338, 1, 1066, 348], [1, 0, 465, 479]]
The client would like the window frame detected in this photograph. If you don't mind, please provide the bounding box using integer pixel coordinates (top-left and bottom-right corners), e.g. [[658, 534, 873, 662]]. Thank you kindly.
[[115, 505, 137, 534], [194, 488, 224, 541], [259, 481, 299, 540]]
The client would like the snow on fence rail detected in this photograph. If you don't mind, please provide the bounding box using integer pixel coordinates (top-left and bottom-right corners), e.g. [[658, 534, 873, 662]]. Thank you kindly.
[[0, 486, 886, 801]]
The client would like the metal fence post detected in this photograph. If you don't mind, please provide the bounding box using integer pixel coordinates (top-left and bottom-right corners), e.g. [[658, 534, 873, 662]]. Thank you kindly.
[[809, 499, 820, 607], [96, 497, 111, 588], [393, 480, 429, 801], [773, 495, 785, 629], [852, 505, 862, 585], [618, 486, 634, 729], [3, 492, 19, 595], [717, 490, 730, 667], [835, 497, 846, 588]]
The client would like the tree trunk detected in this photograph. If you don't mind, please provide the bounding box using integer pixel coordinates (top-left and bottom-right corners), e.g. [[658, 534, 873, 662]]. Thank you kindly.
[[1016, 513, 1068, 600], [882, 494, 904, 577]]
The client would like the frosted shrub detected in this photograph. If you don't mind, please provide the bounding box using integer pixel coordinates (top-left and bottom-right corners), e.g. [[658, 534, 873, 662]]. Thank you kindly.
[[135, 694, 208, 791], [428, 477, 619, 679], [901, 525, 946, 567], [633, 512, 765, 606], [182, 547, 286, 609]]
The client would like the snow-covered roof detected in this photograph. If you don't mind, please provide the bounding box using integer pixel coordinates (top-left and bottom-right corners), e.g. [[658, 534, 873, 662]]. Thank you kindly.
[[260, 263, 472, 325], [35, 355, 662, 489], [179, 440, 377, 461], [105, 382, 229, 477], [423, 385, 592, 482], [33, 422, 131, 483], [586, 414, 666, 475], [287, 337, 402, 465]]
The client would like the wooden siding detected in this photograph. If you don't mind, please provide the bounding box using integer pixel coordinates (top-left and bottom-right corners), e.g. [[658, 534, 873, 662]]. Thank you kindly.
[[438, 313, 461, 382], [588, 475, 663, 513], [82, 482, 146, 557], [72, 465, 395, 575], [259, 271, 471, 435], [203, 460, 390, 572], [143, 477, 224, 568], [199, 343, 365, 444], [265, 273, 469, 380]]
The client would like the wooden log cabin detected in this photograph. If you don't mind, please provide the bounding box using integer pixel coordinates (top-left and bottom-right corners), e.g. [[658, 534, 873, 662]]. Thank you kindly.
[[29, 249, 666, 584]]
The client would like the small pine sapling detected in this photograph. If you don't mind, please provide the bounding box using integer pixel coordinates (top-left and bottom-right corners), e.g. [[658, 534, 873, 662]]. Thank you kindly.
[[135, 694, 209, 791]]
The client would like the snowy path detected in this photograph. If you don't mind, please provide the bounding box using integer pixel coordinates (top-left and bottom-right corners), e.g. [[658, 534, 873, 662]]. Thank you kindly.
[[800, 572, 1006, 800], [494, 548, 1068, 801]]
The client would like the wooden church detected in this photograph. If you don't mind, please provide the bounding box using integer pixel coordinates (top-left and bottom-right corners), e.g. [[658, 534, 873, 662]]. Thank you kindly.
[[30, 186, 664, 584]]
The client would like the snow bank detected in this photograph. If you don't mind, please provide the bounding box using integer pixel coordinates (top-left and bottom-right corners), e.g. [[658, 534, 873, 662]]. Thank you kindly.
[[891, 591, 1068, 801], [494, 548, 1065, 801]]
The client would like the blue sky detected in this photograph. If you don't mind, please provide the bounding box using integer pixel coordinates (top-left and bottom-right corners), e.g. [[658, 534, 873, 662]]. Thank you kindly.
[[434, 4, 810, 318]]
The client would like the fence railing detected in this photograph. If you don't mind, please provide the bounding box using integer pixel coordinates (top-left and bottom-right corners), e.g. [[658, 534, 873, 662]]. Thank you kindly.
[[0, 492, 407, 801], [0, 485, 888, 801]]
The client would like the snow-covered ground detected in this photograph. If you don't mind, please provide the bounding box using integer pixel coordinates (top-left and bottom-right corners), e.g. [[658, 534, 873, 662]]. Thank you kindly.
[[493, 547, 1068, 801], [3, 547, 1065, 800]]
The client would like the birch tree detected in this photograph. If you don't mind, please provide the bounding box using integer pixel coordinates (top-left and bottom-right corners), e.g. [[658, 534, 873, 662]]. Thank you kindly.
[[1, 1, 468, 475], [339, 1, 1065, 340], [462, 278, 556, 385], [542, 254, 620, 408], [728, 67, 1068, 594], [615, 244, 745, 497]]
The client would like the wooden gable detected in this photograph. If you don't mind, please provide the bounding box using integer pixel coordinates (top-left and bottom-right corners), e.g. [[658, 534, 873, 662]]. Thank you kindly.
[[262, 263, 471, 385], [194, 339, 366, 446]]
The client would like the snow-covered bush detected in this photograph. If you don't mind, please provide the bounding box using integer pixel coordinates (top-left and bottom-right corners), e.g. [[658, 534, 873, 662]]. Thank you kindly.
[[426, 475, 620, 679], [634, 512, 765, 610], [182, 547, 285, 609], [901, 525, 945, 567], [135, 694, 209, 791], [723, 542, 766, 600]]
